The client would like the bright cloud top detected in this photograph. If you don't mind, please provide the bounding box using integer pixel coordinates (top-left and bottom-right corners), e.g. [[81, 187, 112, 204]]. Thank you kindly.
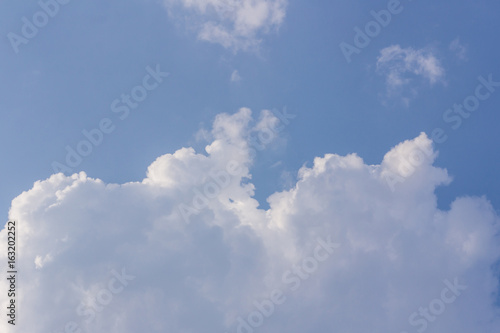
[[1, 109, 500, 333], [377, 45, 445, 101], [164, 0, 287, 51]]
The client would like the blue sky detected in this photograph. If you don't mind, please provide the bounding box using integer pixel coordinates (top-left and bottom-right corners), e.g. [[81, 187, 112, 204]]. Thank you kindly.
[[1, 1, 500, 332], [1, 0, 499, 219]]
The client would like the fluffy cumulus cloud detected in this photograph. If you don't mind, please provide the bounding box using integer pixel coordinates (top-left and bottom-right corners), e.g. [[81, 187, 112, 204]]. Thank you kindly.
[[163, 0, 287, 51], [376, 45, 445, 105], [1, 108, 500, 333]]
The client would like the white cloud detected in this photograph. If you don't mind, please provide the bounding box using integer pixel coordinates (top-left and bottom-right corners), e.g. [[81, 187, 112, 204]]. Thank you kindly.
[[231, 69, 241, 82], [163, 0, 287, 51], [376, 45, 445, 105], [449, 37, 468, 61], [1, 109, 500, 333]]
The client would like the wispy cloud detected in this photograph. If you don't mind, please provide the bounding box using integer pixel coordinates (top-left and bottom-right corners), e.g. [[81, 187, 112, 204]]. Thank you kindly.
[[449, 37, 468, 61], [376, 45, 445, 105], [230, 69, 241, 82], [164, 0, 288, 51], [377, 45, 445, 87]]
